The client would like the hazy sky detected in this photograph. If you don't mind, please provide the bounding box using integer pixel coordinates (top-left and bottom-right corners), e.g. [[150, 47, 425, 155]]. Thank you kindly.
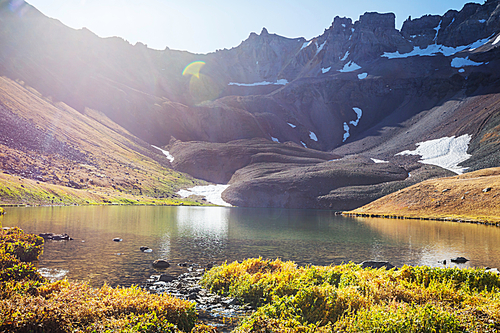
[[26, 0, 481, 54]]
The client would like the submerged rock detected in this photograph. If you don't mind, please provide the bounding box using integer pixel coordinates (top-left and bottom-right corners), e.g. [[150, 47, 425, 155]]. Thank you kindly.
[[152, 259, 171, 269], [450, 257, 469, 263], [360, 261, 395, 270], [39, 233, 73, 241]]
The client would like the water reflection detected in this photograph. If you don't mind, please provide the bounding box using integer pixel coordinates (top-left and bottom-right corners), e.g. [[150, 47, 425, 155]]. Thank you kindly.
[[357, 217, 500, 268], [2, 206, 500, 287]]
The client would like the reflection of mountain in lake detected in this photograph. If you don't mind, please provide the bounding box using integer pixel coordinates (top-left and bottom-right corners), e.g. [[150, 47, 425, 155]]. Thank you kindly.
[[357, 217, 500, 268]]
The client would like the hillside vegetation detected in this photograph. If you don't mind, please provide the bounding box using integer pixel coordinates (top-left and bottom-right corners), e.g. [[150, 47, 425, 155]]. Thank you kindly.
[[347, 167, 500, 223], [0, 76, 206, 206]]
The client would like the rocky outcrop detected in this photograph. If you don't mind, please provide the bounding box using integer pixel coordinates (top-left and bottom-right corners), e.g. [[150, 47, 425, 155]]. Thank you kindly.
[[221, 156, 409, 209], [170, 138, 338, 184]]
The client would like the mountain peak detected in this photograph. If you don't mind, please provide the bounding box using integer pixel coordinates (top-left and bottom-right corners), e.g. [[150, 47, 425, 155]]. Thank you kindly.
[[261, 27, 269, 35]]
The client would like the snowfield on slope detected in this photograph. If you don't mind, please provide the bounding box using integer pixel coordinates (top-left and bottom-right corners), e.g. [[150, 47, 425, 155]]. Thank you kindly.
[[396, 134, 472, 174], [382, 36, 492, 59], [152, 145, 174, 163], [228, 79, 288, 86], [177, 185, 231, 207], [451, 57, 484, 68], [339, 61, 361, 73]]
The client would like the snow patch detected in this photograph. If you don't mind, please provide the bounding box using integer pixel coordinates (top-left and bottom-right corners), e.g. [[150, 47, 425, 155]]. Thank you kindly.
[[152, 145, 174, 163], [395, 134, 472, 174], [433, 19, 442, 42], [342, 122, 350, 142], [342, 23, 346, 28], [316, 41, 327, 55], [309, 131, 318, 141], [493, 35, 500, 46], [287, 122, 297, 128], [451, 57, 483, 68], [301, 141, 307, 148], [300, 40, 312, 50], [340, 51, 350, 61], [271, 137, 280, 143], [382, 36, 492, 59], [358, 73, 368, 79], [478, 19, 486, 23], [349, 107, 362, 126], [228, 79, 288, 87], [458, 68, 465, 73], [339, 61, 361, 73], [321, 67, 331, 74], [177, 185, 231, 207], [371, 158, 388, 164]]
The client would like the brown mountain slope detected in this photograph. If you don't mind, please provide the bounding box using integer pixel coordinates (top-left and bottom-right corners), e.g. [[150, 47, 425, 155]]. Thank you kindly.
[[0, 76, 204, 205], [347, 167, 500, 223]]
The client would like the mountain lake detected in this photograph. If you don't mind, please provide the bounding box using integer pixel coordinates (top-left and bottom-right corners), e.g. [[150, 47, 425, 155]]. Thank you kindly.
[[1, 205, 500, 287]]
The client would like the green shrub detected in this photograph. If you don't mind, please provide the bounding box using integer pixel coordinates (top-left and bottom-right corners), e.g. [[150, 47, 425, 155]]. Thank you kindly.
[[335, 303, 462, 332], [0, 227, 44, 262], [0, 227, 197, 332], [203, 258, 500, 332]]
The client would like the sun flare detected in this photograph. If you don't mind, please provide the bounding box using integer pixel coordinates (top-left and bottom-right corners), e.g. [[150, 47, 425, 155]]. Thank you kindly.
[[182, 61, 206, 78]]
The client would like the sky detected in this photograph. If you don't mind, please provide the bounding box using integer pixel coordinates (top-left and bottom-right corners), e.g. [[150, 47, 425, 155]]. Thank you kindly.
[[26, 0, 482, 54]]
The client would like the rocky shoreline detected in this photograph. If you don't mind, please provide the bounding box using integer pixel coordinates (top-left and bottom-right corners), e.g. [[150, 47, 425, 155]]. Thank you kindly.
[[343, 211, 500, 226], [143, 265, 254, 331]]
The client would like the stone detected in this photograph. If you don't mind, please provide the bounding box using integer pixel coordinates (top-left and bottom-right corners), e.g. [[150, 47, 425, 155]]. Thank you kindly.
[[483, 187, 492, 193], [450, 257, 469, 263], [360, 261, 395, 270], [39, 233, 72, 241], [152, 259, 171, 269], [113, 238, 122, 242], [158, 274, 176, 282], [140, 246, 152, 252]]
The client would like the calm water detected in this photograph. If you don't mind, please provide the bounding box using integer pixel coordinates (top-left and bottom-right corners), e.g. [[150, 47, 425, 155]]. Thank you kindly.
[[2, 206, 500, 287]]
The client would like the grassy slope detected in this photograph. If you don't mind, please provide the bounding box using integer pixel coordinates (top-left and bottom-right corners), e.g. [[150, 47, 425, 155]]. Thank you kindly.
[[347, 167, 500, 223], [0, 76, 207, 206]]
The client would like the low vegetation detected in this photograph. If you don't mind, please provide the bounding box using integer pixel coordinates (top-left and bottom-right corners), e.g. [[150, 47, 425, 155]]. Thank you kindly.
[[0, 225, 198, 332], [0, 172, 205, 207], [201, 257, 500, 332]]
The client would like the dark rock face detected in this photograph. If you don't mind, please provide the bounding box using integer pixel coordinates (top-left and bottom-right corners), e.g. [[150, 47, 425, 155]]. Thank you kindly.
[[401, 15, 442, 47]]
